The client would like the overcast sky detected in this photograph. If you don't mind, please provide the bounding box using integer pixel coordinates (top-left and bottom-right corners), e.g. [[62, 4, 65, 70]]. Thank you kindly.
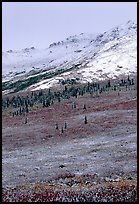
[[2, 2, 137, 51]]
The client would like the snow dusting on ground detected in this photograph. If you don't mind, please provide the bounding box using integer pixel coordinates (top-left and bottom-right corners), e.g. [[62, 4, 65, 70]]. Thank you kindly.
[[2, 20, 137, 92]]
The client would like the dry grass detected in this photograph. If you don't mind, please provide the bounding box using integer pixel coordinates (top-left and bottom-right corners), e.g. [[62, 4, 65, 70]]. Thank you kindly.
[[2, 85, 137, 202]]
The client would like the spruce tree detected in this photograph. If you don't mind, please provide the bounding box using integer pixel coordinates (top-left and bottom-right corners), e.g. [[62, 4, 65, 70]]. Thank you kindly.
[[83, 104, 86, 110], [61, 127, 64, 133], [73, 102, 76, 109], [64, 121, 67, 129], [84, 116, 87, 124]]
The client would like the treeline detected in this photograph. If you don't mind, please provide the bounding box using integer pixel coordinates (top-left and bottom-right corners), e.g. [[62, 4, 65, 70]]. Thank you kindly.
[[2, 75, 135, 117]]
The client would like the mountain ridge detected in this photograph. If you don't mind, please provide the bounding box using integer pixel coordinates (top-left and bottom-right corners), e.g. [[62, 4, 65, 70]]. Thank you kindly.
[[2, 20, 137, 93]]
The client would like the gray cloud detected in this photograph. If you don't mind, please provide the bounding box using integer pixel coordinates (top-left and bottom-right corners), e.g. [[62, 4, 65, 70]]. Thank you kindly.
[[2, 2, 137, 51]]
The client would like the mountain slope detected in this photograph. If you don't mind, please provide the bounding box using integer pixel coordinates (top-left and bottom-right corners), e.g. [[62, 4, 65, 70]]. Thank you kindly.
[[2, 20, 137, 93]]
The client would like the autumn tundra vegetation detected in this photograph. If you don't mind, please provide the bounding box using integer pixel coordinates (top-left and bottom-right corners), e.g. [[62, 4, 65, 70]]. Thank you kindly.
[[2, 75, 137, 202]]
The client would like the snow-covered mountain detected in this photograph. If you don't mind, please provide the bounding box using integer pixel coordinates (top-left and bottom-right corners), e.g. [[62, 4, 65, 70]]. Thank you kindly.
[[2, 20, 137, 93]]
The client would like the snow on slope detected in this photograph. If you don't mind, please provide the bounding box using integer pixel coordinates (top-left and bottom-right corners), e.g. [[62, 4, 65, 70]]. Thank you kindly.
[[2, 33, 98, 81], [2, 20, 137, 91], [77, 35, 137, 82]]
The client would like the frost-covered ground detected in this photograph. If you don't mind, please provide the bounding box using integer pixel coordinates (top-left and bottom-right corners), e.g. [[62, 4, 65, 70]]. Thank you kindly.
[[2, 82, 137, 201], [2, 86, 137, 188], [2, 130, 137, 188]]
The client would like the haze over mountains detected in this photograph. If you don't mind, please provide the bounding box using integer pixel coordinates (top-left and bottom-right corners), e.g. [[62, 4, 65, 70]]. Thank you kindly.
[[2, 20, 137, 93]]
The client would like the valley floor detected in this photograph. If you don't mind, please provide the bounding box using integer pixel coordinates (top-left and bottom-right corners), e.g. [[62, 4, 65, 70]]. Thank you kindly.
[[2, 86, 137, 202]]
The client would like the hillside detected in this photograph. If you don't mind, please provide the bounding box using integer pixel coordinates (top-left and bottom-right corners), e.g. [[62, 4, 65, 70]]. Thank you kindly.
[[2, 79, 137, 201], [2, 20, 137, 94], [2, 20, 137, 202]]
